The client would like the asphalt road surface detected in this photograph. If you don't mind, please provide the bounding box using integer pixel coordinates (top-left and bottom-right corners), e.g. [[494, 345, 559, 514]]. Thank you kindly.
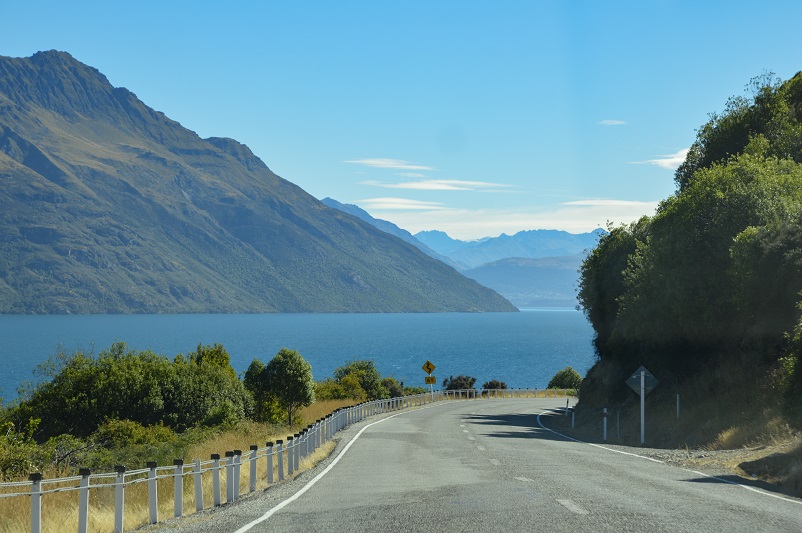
[[159, 398, 802, 532]]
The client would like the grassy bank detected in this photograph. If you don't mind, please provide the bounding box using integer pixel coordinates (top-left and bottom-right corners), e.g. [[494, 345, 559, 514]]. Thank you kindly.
[[0, 399, 356, 533]]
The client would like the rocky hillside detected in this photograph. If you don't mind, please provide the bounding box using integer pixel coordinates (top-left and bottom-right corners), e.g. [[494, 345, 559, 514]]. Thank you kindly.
[[0, 51, 516, 313]]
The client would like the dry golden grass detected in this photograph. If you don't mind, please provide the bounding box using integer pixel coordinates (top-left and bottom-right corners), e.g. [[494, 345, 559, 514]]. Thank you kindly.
[[0, 399, 357, 533]]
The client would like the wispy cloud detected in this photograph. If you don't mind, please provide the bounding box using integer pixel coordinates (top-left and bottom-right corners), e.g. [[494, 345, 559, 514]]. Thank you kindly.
[[599, 119, 626, 126], [632, 148, 689, 170], [358, 197, 447, 210], [398, 172, 427, 178], [361, 179, 510, 191], [345, 158, 434, 171]]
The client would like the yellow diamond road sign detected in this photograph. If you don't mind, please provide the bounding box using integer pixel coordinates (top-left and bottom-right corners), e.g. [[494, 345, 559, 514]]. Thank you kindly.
[[425, 376, 437, 385], [422, 360, 435, 374]]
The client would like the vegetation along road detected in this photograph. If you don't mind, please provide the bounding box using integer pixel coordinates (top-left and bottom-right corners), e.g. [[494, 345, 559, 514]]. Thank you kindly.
[[157, 398, 802, 532]]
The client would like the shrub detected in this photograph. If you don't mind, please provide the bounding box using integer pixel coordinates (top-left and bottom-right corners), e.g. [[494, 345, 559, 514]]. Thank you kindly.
[[547, 367, 582, 389], [482, 379, 508, 390], [442, 375, 477, 390]]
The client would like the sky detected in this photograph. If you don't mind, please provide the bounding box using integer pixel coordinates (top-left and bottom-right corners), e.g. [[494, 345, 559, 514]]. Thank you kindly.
[[1, 1, 801, 240]]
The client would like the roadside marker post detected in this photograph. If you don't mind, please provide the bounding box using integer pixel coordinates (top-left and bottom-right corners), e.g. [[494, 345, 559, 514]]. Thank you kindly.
[[625, 366, 658, 446], [602, 408, 607, 441]]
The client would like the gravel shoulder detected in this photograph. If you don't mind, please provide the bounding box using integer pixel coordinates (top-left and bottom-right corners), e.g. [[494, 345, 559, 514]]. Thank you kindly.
[[539, 411, 802, 500]]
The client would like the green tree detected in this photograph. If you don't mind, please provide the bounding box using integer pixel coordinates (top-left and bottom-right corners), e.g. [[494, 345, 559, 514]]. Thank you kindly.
[[442, 375, 476, 390], [243, 358, 283, 423], [188, 343, 237, 379], [265, 349, 315, 425], [482, 379, 508, 390], [547, 367, 582, 389], [381, 377, 404, 398], [333, 360, 389, 400]]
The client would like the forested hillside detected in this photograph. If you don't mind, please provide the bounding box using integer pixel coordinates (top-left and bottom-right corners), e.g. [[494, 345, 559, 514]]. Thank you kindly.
[[577, 72, 802, 437]]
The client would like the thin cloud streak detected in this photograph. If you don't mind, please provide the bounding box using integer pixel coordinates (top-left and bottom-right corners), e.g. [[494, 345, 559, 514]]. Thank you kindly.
[[599, 119, 626, 126], [361, 179, 510, 191], [358, 197, 447, 210], [632, 148, 689, 170], [345, 158, 434, 171]]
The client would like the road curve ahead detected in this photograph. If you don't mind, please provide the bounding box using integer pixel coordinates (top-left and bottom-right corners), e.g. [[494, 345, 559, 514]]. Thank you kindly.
[[169, 398, 802, 532]]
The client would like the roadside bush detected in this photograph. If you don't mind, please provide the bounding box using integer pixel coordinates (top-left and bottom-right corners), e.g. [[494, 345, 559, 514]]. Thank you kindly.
[[482, 379, 508, 390], [548, 367, 582, 389], [442, 375, 477, 390], [8, 342, 251, 440]]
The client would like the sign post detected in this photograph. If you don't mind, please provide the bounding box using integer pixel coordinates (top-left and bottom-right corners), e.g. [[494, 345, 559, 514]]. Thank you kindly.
[[422, 360, 436, 401], [625, 366, 658, 445]]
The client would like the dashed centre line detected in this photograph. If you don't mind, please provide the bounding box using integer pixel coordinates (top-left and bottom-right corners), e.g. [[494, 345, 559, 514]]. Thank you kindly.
[[557, 499, 589, 515]]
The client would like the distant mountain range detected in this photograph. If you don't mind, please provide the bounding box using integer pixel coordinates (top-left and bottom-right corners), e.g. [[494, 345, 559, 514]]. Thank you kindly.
[[323, 200, 602, 307], [415, 229, 603, 270], [0, 51, 515, 313]]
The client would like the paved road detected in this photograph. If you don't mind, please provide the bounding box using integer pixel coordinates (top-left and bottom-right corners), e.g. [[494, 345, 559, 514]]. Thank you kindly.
[[162, 398, 802, 532]]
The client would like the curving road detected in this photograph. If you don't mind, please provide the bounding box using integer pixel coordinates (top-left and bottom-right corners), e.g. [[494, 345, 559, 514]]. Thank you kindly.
[[163, 398, 802, 532]]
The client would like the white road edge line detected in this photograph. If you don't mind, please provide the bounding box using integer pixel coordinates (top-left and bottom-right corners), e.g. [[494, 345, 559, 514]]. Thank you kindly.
[[233, 410, 407, 532], [536, 410, 802, 507]]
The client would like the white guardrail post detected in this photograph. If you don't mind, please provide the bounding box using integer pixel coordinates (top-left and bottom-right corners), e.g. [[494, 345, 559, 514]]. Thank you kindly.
[[78, 468, 91, 533], [173, 459, 184, 518], [147, 461, 158, 524], [225, 451, 234, 503], [233, 450, 242, 501], [249, 445, 259, 493], [211, 454, 221, 507], [114, 465, 125, 533], [194, 459, 204, 512], [266, 442, 274, 485], [29, 473, 42, 533], [277, 440, 284, 481]]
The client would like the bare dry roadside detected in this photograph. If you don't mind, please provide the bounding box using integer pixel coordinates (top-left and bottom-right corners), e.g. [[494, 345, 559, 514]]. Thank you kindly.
[[540, 411, 802, 499]]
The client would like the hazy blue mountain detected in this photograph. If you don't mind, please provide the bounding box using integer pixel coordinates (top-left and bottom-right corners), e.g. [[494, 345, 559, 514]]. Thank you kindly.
[[0, 51, 516, 313], [463, 256, 583, 308], [416, 228, 603, 269]]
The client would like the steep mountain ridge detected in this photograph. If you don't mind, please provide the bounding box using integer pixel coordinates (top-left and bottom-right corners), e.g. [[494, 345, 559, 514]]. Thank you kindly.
[[0, 51, 515, 313]]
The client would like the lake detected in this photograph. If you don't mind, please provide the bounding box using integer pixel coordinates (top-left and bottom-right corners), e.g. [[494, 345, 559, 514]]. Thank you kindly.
[[0, 309, 597, 401]]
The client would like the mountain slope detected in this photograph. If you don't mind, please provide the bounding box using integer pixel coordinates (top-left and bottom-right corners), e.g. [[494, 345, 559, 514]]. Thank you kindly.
[[0, 51, 516, 313], [321, 198, 461, 270]]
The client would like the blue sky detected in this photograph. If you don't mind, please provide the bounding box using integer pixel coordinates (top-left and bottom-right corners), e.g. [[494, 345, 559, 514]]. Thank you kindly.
[[2, 1, 801, 239]]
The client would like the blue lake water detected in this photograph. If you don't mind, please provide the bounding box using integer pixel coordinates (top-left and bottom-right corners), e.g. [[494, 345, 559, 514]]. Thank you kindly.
[[0, 310, 597, 401]]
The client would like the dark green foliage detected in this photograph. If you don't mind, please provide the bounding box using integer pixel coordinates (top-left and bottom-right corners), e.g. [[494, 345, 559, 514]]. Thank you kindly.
[[264, 349, 314, 426], [243, 358, 283, 423], [332, 360, 389, 400], [547, 367, 582, 389], [381, 377, 404, 398], [578, 71, 802, 414], [7, 342, 251, 440], [482, 379, 508, 390], [442, 375, 477, 390], [675, 72, 802, 191]]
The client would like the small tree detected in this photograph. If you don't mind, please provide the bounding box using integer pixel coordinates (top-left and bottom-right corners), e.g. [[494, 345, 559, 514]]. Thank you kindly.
[[547, 367, 582, 389], [333, 360, 389, 400], [482, 379, 508, 390], [265, 349, 314, 426], [442, 375, 477, 390]]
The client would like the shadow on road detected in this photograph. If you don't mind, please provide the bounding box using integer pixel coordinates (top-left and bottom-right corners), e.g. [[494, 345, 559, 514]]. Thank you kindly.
[[681, 473, 801, 500], [463, 411, 574, 442]]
